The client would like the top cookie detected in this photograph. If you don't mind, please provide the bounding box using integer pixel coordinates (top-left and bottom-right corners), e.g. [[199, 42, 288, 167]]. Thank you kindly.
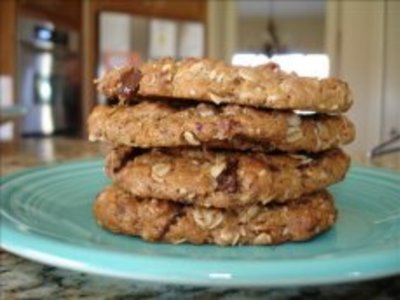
[[96, 57, 353, 113]]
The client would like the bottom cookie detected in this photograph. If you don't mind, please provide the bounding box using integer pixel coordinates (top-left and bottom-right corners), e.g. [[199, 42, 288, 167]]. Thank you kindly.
[[93, 185, 337, 246]]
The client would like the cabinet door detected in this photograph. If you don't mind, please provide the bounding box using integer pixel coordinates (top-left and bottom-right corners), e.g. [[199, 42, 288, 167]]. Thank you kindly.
[[94, 0, 206, 22], [18, 0, 82, 30], [382, 1, 400, 140]]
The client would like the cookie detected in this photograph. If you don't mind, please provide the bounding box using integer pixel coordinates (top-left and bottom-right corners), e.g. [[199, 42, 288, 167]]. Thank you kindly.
[[88, 101, 355, 153], [93, 185, 337, 246], [105, 147, 349, 208], [95, 57, 353, 113]]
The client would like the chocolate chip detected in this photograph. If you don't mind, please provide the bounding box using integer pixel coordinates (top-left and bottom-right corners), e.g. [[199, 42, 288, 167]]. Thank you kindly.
[[119, 68, 142, 101], [267, 163, 280, 172], [109, 147, 137, 173], [216, 157, 239, 193]]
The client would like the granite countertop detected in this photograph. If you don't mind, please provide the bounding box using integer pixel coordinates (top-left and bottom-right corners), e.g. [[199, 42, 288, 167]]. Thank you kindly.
[[1, 137, 399, 299]]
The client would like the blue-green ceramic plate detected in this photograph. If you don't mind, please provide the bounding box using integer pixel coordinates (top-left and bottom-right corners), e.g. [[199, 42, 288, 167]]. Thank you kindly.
[[1, 160, 399, 287]]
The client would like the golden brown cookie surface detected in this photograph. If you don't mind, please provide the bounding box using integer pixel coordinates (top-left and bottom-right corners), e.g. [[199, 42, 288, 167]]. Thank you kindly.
[[105, 147, 350, 208], [93, 185, 337, 246], [88, 102, 355, 153], [96, 58, 352, 113]]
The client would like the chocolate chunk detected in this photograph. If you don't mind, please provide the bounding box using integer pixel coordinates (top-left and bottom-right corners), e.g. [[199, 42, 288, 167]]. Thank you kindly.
[[216, 157, 239, 193], [109, 147, 136, 174], [119, 68, 142, 101], [267, 163, 280, 172]]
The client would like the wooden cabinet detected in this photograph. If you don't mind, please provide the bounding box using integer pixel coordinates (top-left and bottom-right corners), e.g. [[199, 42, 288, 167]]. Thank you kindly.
[[93, 0, 206, 21], [0, 0, 17, 76], [18, 0, 82, 30], [0, 0, 18, 149]]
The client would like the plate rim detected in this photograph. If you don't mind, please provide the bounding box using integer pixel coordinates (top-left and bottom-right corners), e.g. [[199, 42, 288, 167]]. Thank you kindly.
[[1, 159, 400, 287]]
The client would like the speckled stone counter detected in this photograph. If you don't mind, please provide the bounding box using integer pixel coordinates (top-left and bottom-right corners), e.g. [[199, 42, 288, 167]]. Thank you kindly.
[[1, 138, 400, 299]]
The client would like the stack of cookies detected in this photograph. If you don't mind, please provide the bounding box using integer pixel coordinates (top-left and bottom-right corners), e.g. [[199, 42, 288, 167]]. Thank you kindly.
[[88, 58, 355, 246]]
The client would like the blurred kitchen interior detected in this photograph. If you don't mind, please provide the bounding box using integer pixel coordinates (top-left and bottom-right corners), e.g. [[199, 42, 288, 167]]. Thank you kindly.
[[0, 0, 399, 155]]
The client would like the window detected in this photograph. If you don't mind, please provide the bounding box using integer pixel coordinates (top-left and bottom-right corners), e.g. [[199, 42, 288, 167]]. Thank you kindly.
[[232, 53, 329, 78]]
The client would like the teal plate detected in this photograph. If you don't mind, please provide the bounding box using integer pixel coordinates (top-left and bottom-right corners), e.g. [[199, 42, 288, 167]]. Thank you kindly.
[[1, 160, 400, 287]]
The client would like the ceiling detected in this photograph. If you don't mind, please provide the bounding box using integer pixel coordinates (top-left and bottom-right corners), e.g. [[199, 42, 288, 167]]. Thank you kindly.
[[237, 0, 325, 18]]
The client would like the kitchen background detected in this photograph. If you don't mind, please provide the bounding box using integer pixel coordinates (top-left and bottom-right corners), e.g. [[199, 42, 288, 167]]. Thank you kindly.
[[0, 0, 399, 155]]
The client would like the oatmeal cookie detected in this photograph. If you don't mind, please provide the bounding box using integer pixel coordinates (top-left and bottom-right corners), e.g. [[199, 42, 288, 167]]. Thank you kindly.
[[96, 57, 352, 113], [88, 102, 355, 152], [93, 185, 337, 246], [105, 147, 349, 208]]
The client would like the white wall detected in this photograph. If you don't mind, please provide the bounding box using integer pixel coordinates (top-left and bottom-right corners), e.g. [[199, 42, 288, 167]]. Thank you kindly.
[[237, 17, 325, 53]]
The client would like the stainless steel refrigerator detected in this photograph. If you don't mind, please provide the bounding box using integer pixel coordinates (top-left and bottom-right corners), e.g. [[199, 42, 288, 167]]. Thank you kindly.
[[17, 18, 81, 135]]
